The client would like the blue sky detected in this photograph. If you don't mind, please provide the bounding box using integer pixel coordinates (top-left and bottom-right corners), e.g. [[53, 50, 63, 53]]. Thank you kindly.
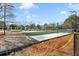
[[11, 3, 79, 25]]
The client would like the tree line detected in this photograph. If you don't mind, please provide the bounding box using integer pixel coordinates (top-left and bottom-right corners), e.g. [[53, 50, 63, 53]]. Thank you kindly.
[[0, 3, 78, 32], [2, 23, 63, 31]]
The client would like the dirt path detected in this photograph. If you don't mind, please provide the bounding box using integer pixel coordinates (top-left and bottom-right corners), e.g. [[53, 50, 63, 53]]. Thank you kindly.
[[0, 32, 73, 56], [14, 34, 73, 56], [0, 32, 33, 55]]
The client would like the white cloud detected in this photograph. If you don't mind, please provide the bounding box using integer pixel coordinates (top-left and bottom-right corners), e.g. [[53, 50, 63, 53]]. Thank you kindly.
[[32, 15, 37, 18], [60, 11, 67, 15], [26, 15, 32, 19], [19, 3, 38, 10], [68, 3, 79, 10], [26, 15, 37, 19]]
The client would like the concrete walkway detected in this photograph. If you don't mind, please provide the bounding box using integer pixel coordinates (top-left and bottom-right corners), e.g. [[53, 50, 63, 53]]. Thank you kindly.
[[30, 33, 70, 41]]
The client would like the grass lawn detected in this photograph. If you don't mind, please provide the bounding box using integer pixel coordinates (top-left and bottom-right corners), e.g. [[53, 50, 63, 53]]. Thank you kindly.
[[8, 29, 72, 36], [22, 29, 72, 36], [10, 29, 22, 32], [22, 30, 60, 36]]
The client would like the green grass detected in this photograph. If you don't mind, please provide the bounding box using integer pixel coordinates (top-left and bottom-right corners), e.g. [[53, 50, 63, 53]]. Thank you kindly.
[[22, 30, 58, 36], [22, 29, 72, 36], [10, 29, 22, 32]]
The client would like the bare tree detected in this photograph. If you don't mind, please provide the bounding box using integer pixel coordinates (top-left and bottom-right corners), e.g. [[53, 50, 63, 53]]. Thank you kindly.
[[37, 24, 41, 31], [0, 3, 15, 34]]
